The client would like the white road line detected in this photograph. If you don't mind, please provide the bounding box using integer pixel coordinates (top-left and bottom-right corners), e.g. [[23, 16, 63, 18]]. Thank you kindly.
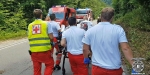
[[0, 40, 28, 51]]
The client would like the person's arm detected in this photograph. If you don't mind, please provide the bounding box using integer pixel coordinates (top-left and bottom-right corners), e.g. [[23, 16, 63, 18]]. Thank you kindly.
[[45, 16, 50, 21], [47, 22, 53, 42], [45, 8, 52, 21], [118, 26, 133, 66], [83, 44, 91, 58], [120, 42, 133, 65], [61, 38, 66, 47], [82, 30, 91, 64], [61, 32, 66, 47], [82, 31, 91, 58], [48, 33, 53, 42], [56, 23, 61, 32]]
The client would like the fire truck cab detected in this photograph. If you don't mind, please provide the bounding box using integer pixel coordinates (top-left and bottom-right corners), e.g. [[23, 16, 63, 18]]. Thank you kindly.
[[46, 5, 76, 31]]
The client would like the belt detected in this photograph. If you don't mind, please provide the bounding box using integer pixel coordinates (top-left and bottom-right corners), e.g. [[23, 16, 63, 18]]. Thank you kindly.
[[92, 65, 122, 71]]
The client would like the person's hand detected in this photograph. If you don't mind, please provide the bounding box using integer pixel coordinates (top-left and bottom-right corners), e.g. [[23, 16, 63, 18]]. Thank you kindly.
[[51, 42, 55, 47], [59, 32, 62, 35], [84, 58, 90, 64]]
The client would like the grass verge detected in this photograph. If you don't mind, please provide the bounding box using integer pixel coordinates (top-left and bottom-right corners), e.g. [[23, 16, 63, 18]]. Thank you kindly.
[[0, 30, 27, 42]]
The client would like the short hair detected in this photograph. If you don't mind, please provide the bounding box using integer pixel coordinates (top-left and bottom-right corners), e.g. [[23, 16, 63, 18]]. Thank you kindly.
[[50, 13, 56, 20], [33, 9, 43, 18], [101, 7, 114, 21], [68, 17, 76, 25]]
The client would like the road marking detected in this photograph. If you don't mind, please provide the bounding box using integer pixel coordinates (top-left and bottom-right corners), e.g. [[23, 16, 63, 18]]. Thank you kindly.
[[0, 39, 28, 51]]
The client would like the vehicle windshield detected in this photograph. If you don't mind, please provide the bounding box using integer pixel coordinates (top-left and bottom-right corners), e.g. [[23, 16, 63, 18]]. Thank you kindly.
[[48, 8, 64, 20], [54, 12, 64, 20], [77, 10, 88, 14]]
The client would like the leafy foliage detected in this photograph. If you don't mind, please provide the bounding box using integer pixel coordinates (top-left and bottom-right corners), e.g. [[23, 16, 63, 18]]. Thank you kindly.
[[0, 0, 106, 40], [100, 0, 112, 5], [112, 0, 150, 31], [77, 0, 106, 19], [0, 3, 6, 31], [112, 0, 150, 74], [0, 0, 149, 74]]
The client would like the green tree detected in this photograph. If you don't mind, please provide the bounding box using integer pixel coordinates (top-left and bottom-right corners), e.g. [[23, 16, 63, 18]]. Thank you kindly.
[[0, 3, 6, 31], [0, 0, 27, 32], [112, 0, 150, 30]]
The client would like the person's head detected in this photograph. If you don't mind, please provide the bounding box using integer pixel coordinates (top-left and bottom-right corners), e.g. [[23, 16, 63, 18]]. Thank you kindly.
[[49, 13, 56, 21], [33, 9, 43, 19], [68, 17, 76, 26], [100, 7, 114, 22], [83, 15, 88, 20]]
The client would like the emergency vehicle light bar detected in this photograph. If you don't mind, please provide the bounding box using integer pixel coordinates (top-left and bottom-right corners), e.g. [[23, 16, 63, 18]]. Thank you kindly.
[[52, 5, 66, 7]]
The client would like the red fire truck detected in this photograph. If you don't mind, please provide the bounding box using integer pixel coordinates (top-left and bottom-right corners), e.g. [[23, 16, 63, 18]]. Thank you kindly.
[[45, 5, 76, 31], [76, 8, 93, 23]]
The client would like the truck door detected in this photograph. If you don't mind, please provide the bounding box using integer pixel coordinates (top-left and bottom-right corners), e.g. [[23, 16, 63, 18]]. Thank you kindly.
[[65, 8, 70, 20]]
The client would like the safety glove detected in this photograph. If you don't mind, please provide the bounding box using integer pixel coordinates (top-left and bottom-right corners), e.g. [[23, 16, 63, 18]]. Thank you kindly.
[[84, 58, 90, 64], [131, 69, 137, 74]]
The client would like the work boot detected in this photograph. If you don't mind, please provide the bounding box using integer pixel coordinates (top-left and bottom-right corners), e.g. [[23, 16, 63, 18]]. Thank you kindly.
[[54, 65, 61, 70]]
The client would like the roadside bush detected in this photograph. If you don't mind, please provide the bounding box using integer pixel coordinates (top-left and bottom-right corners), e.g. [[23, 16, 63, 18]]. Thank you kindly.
[[0, 30, 27, 41], [115, 7, 150, 31], [114, 12, 150, 74]]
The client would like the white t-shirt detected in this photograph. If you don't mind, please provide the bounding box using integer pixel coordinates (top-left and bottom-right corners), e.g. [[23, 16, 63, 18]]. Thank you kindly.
[[82, 22, 128, 69], [48, 21, 60, 37], [62, 26, 85, 55]]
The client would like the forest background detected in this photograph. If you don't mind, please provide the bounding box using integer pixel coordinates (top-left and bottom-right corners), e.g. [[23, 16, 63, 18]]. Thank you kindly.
[[0, 0, 149, 74]]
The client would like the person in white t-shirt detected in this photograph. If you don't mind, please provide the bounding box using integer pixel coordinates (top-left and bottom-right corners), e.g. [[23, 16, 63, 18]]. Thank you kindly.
[[48, 14, 62, 70], [82, 7, 135, 75], [61, 17, 88, 75]]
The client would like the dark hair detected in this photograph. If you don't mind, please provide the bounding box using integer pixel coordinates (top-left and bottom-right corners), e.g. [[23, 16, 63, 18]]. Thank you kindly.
[[68, 17, 76, 25], [33, 9, 43, 18], [50, 13, 56, 20]]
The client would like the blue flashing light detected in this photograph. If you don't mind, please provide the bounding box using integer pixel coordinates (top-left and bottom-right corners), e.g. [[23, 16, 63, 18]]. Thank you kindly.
[[76, 8, 78, 10]]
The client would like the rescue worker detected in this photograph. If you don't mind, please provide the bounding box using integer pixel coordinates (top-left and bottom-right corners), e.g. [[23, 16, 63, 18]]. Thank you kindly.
[[88, 11, 93, 21], [48, 13, 62, 70], [61, 17, 88, 75], [82, 7, 134, 75], [80, 16, 93, 30], [28, 9, 54, 75]]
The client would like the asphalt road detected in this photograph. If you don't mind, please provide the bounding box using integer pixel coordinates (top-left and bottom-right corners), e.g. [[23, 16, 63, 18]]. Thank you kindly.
[[0, 20, 129, 75]]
